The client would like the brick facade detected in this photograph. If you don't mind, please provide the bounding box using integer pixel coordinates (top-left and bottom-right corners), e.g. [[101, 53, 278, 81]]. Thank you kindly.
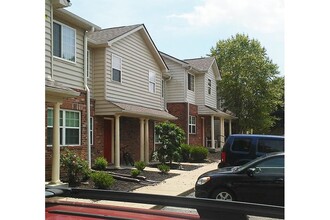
[[45, 90, 95, 181], [167, 102, 204, 146]]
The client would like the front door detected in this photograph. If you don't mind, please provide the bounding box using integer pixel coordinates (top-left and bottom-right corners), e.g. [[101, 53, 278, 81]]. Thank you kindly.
[[104, 119, 112, 163]]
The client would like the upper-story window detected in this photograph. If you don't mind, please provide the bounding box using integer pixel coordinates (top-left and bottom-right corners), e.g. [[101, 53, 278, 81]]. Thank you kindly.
[[188, 73, 195, 91], [53, 21, 76, 62], [208, 79, 212, 95], [112, 54, 122, 82], [149, 70, 156, 93]]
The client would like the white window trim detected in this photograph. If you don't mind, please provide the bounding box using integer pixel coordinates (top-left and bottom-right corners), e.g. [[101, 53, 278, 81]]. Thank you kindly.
[[149, 70, 156, 93], [112, 54, 122, 83], [53, 20, 76, 63], [47, 108, 81, 146], [189, 115, 196, 134]]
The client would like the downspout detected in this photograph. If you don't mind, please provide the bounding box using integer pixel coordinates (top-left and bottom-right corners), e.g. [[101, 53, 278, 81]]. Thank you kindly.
[[84, 30, 91, 168]]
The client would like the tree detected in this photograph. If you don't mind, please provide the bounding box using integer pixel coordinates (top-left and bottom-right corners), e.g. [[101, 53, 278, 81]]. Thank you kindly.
[[155, 122, 186, 164], [211, 33, 284, 133]]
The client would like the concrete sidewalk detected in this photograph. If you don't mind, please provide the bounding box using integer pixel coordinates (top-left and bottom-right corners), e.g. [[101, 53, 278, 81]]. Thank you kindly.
[[46, 161, 218, 209]]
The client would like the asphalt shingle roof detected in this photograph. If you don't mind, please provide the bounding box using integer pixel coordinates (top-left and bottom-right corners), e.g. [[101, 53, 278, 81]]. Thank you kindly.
[[184, 57, 215, 72], [88, 24, 142, 44]]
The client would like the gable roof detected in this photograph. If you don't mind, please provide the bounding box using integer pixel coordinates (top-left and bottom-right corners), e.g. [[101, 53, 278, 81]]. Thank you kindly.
[[88, 24, 168, 73], [88, 24, 142, 45], [184, 57, 221, 80]]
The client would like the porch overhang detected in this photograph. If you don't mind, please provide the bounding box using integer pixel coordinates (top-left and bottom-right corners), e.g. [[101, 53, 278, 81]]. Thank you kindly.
[[105, 102, 177, 121], [198, 105, 236, 120], [45, 79, 80, 103]]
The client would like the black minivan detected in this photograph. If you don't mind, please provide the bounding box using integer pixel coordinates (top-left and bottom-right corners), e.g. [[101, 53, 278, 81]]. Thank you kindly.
[[218, 134, 284, 168]]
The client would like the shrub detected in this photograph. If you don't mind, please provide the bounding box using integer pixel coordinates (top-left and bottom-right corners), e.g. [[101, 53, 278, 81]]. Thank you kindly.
[[155, 122, 186, 164], [90, 171, 115, 189], [190, 146, 208, 162], [134, 161, 146, 171], [157, 164, 170, 174], [180, 144, 192, 162], [60, 149, 89, 187], [130, 169, 141, 177], [94, 157, 108, 170]]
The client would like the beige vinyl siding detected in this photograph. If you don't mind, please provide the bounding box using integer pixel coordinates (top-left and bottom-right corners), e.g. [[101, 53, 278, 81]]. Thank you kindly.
[[87, 48, 94, 98], [45, 0, 52, 77], [93, 48, 110, 115], [52, 18, 85, 90], [104, 31, 163, 110], [195, 74, 205, 106], [205, 67, 217, 108], [162, 57, 186, 103]]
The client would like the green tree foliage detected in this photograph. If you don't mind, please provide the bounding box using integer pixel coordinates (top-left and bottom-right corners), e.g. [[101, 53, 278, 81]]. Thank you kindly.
[[155, 122, 186, 164], [211, 33, 284, 133]]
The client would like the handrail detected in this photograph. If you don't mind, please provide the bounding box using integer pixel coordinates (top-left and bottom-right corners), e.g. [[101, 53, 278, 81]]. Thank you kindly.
[[46, 187, 284, 219]]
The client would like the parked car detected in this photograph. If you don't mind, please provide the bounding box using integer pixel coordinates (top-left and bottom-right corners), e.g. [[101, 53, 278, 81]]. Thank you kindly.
[[218, 134, 284, 168], [195, 152, 284, 206]]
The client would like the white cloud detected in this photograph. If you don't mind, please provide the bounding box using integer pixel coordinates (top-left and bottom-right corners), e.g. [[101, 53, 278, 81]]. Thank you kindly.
[[168, 0, 284, 33]]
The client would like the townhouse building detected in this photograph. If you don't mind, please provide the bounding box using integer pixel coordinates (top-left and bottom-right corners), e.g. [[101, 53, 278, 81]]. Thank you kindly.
[[45, 0, 235, 184], [161, 52, 236, 150]]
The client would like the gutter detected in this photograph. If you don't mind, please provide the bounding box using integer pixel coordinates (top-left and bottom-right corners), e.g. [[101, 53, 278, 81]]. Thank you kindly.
[[84, 30, 91, 168]]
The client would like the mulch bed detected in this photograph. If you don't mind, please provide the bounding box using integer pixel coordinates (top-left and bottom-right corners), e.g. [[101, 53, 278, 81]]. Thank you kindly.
[[77, 152, 221, 192]]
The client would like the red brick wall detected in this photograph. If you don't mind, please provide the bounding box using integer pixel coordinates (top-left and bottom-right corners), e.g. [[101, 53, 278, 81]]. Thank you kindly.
[[188, 104, 203, 146], [167, 102, 204, 146], [167, 103, 188, 138], [45, 90, 95, 181]]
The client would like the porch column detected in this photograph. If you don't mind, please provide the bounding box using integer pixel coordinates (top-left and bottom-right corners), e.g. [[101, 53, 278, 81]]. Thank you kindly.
[[115, 115, 121, 168], [220, 117, 225, 147], [144, 119, 149, 163], [229, 120, 232, 135], [140, 118, 145, 161], [51, 102, 61, 184], [211, 115, 215, 149]]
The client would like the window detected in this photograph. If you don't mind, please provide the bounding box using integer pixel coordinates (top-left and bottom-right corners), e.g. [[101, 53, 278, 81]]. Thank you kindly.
[[207, 79, 212, 94], [189, 116, 196, 134], [149, 71, 156, 93], [90, 117, 93, 145], [154, 122, 161, 144], [231, 138, 252, 153], [257, 139, 284, 153], [47, 109, 81, 146], [112, 54, 122, 82], [53, 21, 76, 62], [188, 73, 195, 91]]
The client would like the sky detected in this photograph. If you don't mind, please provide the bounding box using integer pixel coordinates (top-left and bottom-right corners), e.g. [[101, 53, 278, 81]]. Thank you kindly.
[[67, 0, 284, 75]]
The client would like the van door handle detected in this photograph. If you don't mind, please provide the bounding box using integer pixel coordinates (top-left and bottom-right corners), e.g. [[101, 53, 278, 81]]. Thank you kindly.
[[274, 178, 284, 183]]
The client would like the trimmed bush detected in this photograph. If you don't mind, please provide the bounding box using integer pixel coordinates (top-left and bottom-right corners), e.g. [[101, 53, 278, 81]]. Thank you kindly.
[[134, 161, 146, 171], [130, 169, 141, 177], [94, 157, 108, 170], [90, 171, 115, 189], [190, 146, 208, 162], [157, 164, 170, 174], [180, 144, 192, 162]]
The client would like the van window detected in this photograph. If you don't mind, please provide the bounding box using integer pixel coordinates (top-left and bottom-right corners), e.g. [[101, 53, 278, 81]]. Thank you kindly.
[[257, 138, 284, 153], [231, 138, 252, 152]]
